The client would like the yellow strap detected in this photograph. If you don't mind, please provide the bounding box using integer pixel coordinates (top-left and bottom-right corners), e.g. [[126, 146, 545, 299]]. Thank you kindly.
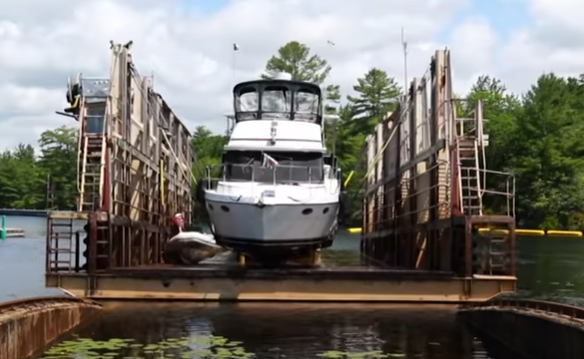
[[343, 170, 354, 188]]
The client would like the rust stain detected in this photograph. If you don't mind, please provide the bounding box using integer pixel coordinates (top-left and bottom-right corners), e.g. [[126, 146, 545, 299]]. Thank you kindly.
[[0, 296, 102, 359]]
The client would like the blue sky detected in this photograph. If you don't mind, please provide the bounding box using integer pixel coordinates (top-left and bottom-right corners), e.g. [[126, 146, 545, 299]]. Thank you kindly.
[[183, 0, 230, 13], [472, 0, 530, 34], [184, 0, 532, 40], [443, 0, 531, 40]]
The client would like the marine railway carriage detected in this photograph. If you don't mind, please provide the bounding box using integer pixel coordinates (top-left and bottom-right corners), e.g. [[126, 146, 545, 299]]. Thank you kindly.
[[45, 46, 517, 302], [198, 75, 345, 265]]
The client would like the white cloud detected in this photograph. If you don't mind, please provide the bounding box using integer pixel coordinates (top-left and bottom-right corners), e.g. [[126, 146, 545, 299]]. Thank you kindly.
[[0, 0, 582, 150]]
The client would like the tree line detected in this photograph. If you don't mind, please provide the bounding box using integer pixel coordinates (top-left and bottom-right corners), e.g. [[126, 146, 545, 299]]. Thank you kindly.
[[2, 41, 584, 230]]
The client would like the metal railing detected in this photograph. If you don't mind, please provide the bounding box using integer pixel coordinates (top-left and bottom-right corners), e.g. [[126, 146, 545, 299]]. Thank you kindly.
[[363, 162, 516, 232], [459, 167, 516, 217], [363, 160, 451, 232], [205, 163, 341, 190], [462, 299, 584, 321]]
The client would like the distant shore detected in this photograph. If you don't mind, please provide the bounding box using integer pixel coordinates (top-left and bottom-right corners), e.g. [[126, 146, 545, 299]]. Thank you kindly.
[[0, 209, 47, 217]]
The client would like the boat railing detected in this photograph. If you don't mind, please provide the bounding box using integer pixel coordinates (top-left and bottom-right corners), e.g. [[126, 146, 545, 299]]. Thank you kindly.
[[204, 163, 341, 190]]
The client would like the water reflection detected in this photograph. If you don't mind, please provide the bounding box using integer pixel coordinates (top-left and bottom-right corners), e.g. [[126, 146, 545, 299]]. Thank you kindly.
[[516, 236, 584, 305], [51, 303, 501, 359]]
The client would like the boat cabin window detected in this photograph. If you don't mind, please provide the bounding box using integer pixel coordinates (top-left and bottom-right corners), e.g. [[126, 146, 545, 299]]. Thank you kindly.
[[262, 86, 291, 119], [233, 80, 322, 124], [237, 88, 259, 121], [222, 151, 323, 184], [295, 89, 319, 122]]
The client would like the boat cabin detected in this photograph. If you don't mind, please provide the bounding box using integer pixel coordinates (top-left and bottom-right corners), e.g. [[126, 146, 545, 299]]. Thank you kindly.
[[233, 79, 323, 124], [222, 150, 324, 184]]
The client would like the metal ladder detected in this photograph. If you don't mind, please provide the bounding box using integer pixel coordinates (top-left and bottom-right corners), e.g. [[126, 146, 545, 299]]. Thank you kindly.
[[47, 217, 74, 272], [455, 100, 486, 216], [82, 218, 111, 272], [474, 228, 511, 275], [78, 133, 105, 212], [457, 137, 483, 215]]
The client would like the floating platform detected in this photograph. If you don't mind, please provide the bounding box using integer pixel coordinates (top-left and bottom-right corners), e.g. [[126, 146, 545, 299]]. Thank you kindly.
[[45, 46, 518, 304], [45, 263, 516, 302], [2, 228, 25, 238]]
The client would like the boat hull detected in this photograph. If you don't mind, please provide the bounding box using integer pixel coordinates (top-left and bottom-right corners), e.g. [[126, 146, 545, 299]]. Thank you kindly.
[[205, 199, 339, 256], [163, 232, 225, 265]]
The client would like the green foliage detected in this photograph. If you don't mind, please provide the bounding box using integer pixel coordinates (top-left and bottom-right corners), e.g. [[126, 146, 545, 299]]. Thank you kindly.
[[0, 125, 77, 210], [41, 334, 255, 359], [463, 73, 584, 229], [41, 334, 406, 359], [191, 126, 228, 223], [346, 68, 401, 135], [192, 125, 228, 179], [262, 41, 331, 85]]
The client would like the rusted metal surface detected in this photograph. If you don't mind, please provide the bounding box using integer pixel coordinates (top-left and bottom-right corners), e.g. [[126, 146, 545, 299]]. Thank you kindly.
[[361, 50, 516, 291], [0, 296, 102, 359], [45, 41, 194, 281], [45, 271, 516, 302], [461, 298, 584, 324], [109, 264, 457, 280], [460, 299, 584, 359]]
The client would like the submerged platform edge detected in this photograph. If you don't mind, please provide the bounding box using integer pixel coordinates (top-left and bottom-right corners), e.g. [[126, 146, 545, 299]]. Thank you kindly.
[[46, 267, 517, 302]]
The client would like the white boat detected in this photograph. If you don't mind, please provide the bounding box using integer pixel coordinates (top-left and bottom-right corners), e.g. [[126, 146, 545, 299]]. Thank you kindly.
[[198, 73, 343, 262], [163, 231, 225, 265]]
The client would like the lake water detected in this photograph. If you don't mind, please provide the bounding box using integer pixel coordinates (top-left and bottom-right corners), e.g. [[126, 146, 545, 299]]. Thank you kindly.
[[2, 215, 580, 359], [37, 302, 513, 359]]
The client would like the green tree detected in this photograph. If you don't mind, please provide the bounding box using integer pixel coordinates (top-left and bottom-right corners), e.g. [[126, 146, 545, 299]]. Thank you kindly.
[[38, 126, 78, 210], [262, 41, 342, 153], [191, 125, 228, 224], [463, 75, 521, 215], [0, 144, 47, 209], [192, 126, 228, 177], [510, 74, 584, 229], [346, 68, 401, 135], [262, 41, 340, 105], [262, 41, 331, 85]]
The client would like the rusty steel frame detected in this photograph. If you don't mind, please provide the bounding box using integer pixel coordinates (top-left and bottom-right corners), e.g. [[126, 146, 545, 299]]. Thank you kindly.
[[459, 298, 584, 359], [361, 50, 517, 286], [45, 267, 516, 301], [45, 42, 193, 280], [0, 295, 102, 359]]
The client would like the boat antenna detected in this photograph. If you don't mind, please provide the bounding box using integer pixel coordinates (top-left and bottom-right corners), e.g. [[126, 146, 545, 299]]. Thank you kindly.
[[325, 39, 339, 157], [401, 27, 408, 94], [232, 43, 239, 85]]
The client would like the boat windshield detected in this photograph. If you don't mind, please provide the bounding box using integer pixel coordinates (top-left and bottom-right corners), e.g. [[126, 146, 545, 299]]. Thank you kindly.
[[295, 90, 319, 122], [222, 151, 323, 184], [261, 86, 291, 120], [234, 81, 322, 123], [237, 89, 259, 118]]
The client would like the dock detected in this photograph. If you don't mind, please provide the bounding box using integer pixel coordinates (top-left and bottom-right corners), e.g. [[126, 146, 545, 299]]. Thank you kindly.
[[1, 214, 25, 238], [3, 228, 25, 238], [0, 208, 47, 217], [45, 45, 516, 302]]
